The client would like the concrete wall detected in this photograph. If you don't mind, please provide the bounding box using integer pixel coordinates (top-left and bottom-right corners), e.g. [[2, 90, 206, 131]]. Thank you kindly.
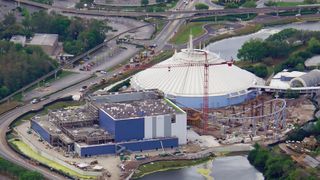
[[144, 114, 187, 145], [31, 120, 51, 143], [172, 113, 187, 144]]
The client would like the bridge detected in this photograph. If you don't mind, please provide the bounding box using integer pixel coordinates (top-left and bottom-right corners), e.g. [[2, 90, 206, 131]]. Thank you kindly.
[[14, 0, 320, 18]]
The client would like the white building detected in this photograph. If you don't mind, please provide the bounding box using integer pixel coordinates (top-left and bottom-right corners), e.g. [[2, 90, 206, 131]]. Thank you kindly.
[[269, 70, 306, 89], [131, 38, 264, 108], [28, 33, 59, 56]]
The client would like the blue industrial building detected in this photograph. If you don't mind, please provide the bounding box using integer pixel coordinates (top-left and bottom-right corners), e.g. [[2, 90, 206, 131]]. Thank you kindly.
[[31, 119, 51, 143], [31, 90, 187, 157]]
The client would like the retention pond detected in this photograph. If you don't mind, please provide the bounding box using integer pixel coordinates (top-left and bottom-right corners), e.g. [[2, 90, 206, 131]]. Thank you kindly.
[[207, 22, 320, 60], [139, 155, 264, 180]]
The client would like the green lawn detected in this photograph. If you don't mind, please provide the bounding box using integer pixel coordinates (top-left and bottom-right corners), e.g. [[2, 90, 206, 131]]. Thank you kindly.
[[170, 22, 206, 45], [10, 140, 96, 179], [275, 2, 306, 7]]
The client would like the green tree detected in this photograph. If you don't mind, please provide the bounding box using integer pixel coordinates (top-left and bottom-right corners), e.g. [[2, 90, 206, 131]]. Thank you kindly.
[[244, 64, 268, 78], [0, 41, 56, 99], [195, 3, 209, 10], [141, 0, 149, 6], [304, 0, 317, 4], [19, 171, 44, 180], [3, 13, 16, 27], [0, 86, 9, 98], [265, 156, 293, 179], [225, 2, 239, 8], [237, 38, 267, 62], [264, 0, 276, 6], [242, 1, 256, 8], [266, 28, 298, 42], [307, 37, 320, 54], [265, 40, 290, 58]]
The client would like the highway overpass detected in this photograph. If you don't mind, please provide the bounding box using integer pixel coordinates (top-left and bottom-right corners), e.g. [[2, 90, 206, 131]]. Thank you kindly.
[[14, 0, 320, 18]]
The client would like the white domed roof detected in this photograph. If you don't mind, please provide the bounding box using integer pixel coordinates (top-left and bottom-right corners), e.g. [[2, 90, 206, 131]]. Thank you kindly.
[[131, 49, 264, 97]]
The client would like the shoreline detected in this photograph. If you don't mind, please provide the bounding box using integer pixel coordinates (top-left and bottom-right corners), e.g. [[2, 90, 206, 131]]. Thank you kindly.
[[131, 155, 215, 179], [203, 15, 320, 47]]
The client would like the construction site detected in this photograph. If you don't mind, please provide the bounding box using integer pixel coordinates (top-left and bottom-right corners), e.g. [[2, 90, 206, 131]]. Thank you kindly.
[[30, 90, 187, 157]]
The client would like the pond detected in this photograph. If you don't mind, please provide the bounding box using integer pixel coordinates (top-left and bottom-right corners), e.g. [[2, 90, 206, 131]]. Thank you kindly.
[[206, 22, 320, 60], [139, 156, 264, 180]]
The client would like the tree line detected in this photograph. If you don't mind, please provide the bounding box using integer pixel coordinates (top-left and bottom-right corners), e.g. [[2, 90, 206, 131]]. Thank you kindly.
[[0, 156, 44, 180], [0, 9, 108, 56], [287, 117, 320, 143], [218, 0, 257, 8], [248, 144, 318, 180], [0, 9, 108, 99], [237, 28, 320, 78], [0, 41, 57, 99]]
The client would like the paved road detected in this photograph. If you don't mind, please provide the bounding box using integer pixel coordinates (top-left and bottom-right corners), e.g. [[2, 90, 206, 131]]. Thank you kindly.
[[15, 0, 320, 18], [0, 66, 124, 179], [153, 0, 196, 51]]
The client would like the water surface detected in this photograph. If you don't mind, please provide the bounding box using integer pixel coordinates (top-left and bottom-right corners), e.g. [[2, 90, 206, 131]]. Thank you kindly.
[[140, 156, 264, 180], [206, 22, 320, 60]]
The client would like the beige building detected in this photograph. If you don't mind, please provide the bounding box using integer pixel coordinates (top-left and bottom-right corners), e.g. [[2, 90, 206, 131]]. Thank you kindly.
[[28, 33, 59, 56], [10, 35, 27, 47]]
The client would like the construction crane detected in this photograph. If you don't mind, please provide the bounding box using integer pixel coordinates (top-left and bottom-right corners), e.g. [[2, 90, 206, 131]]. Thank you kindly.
[[123, 40, 233, 134]]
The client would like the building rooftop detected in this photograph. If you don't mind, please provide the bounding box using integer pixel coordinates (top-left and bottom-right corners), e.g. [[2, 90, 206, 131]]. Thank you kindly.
[[90, 89, 162, 103], [64, 126, 111, 139], [33, 115, 61, 135], [32, 115, 74, 144], [10, 35, 26, 45], [29, 33, 58, 46], [269, 70, 306, 89], [131, 48, 264, 97], [49, 106, 97, 123], [290, 69, 320, 87], [90, 90, 183, 120], [100, 98, 179, 119]]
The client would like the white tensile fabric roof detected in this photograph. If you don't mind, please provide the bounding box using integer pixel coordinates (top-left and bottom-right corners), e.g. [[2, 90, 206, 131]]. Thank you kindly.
[[131, 49, 263, 97]]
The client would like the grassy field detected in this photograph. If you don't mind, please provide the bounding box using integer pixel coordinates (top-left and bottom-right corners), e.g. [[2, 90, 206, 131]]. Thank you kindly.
[[10, 140, 96, 179], [275, 1, 305, 7], [169, 22, 206, 45], [146, 18, 167, 38], [132, 156, 214, 179]]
